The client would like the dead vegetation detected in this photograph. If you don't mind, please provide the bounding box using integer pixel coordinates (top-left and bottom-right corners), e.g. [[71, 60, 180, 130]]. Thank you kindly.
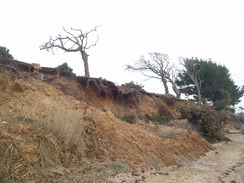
[[0, 121, 63, 182]]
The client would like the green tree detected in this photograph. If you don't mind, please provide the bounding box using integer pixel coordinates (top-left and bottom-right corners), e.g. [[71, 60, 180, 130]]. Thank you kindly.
[[177, 58, 244, 110], [0, 46, 14, 59], [178, 57, 203, 104]]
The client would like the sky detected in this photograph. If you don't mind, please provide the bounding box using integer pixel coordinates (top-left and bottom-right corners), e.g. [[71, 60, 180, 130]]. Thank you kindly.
[[1, 0, 244, 110]]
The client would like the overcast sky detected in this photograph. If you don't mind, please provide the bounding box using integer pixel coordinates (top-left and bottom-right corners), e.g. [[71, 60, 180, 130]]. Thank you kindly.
[[1, 0, 243, 109]]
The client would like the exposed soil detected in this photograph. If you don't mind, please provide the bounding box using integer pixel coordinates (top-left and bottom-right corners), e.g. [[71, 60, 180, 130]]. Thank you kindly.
[[108, 133, 244, 183], [0, 58, 243, 182]]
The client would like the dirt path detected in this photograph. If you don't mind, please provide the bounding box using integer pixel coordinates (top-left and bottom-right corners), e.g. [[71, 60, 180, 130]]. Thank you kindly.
[[108, 134, 244, 183]]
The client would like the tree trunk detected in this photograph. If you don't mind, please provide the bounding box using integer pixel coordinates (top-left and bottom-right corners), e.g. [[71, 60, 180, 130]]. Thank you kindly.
[[162, 78, 169, 94], [81, 51, 90, 77], [196, 84, 202, 104], [172, 82, 181, 98]]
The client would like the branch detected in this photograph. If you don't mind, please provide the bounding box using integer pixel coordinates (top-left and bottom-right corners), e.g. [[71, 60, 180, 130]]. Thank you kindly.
[[40, 26, 99, 53]]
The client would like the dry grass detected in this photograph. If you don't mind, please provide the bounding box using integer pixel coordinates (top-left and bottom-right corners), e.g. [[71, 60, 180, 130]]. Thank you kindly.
[[0, 121, 64, 182], [154, 125, 186, 139]]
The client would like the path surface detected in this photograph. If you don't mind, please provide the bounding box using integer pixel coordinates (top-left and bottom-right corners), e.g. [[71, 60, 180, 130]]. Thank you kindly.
[[108, 134, 244, 183]]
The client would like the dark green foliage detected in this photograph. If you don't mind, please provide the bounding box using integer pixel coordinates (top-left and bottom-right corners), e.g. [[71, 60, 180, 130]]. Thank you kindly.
[[55, 62, 76, 77], [56, 62, 73, 72], [143, 115, 168, 124], [177, 106, 225, 142], [0, 46, 14, 59], [177, 58, 244, 110], [124, 81, 145, 91]]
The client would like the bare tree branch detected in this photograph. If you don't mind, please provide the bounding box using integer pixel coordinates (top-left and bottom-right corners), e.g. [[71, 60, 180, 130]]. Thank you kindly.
[[40, 26, 99, 77], [180, 58, 203, 104], [126, 52, 180, 97]]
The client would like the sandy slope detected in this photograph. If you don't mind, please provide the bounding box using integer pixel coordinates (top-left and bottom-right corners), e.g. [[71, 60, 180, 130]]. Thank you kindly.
[[108, 134, 244, 183]]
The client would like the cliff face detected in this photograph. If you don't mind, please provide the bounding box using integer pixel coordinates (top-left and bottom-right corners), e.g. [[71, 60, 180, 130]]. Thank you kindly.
[[0, 58, 210, 182], [0, 58, 180, 119], [47, 75, 181, 119]]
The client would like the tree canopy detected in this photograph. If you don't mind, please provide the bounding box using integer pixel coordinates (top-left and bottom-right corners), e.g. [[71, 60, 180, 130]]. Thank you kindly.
[[176, 58, 244, 110], [0, 46, 14, 59]]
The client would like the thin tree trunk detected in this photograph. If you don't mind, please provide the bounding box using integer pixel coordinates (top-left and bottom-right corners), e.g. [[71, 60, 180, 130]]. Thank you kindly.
[[162, 78, 169, 94], [172, 82, 181, 98], [196, 84, 202, 104], [81, 51, 90, 77]]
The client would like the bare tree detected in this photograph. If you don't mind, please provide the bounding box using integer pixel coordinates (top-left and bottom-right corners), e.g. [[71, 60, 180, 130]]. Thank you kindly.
[[126, 52, 180, 97], [180, 58, 203, 104], [166, 65, 181, 98], [40, 26, 99, 77]]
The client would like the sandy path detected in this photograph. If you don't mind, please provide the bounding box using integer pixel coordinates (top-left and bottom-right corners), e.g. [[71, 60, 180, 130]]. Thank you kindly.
[[108, 134, 244, 183]]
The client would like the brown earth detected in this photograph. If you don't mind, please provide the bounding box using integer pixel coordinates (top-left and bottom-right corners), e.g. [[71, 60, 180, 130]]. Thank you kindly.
[[0, 58, 238, 182], [109, 133, 244, 183]]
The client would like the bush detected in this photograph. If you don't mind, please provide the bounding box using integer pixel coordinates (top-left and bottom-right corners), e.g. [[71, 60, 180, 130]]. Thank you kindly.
[[0, 46, 14, 59], [144, 115, 168, 125], [177, 106, 225, 142], [55, 62, 76, 77], [124, 81, 145, 91]]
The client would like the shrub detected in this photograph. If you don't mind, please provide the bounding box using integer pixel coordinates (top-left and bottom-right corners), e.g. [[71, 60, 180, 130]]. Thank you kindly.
[[0, 46, 14, 59], [55, 62, 76, 77], [144, 115, 168, 125], [177, 106, 225, 142], [124, 81, 145, 91]]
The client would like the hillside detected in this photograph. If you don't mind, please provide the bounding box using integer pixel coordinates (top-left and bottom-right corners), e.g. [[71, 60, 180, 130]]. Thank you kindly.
[[0, 58, 239, 182]]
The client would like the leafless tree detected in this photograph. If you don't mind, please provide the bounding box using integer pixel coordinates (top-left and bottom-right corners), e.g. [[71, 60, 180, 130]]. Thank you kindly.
[[126, 52, 180, 97], [180, 58, 203, 104], [166, 65, 181, 98], [40, 26, 99, 77]]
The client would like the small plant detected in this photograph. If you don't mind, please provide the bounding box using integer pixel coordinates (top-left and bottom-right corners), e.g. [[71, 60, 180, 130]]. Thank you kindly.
[[83, 117, 95, 123], [118, 114, 137, 123], [144, 115, 168, 125], [124, 81, 145, 91], [55, 62, 76, 77]]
